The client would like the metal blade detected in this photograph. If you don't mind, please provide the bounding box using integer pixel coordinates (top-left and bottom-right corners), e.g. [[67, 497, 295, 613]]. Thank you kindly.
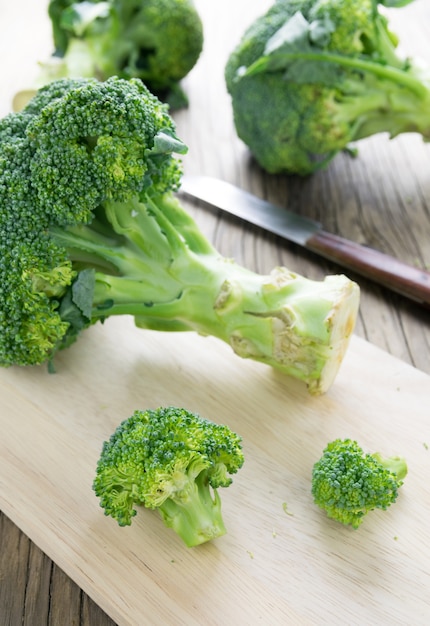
[[179, 175, 321, 246]]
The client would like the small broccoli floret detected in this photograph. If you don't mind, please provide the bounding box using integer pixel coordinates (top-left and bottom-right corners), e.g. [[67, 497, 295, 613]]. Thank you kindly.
[[311, 438, 407, 528], [225, 0, 430, 175], [0, 76, 359, 393], [15, 0, 204, 111], [92, 407, 244, 546]]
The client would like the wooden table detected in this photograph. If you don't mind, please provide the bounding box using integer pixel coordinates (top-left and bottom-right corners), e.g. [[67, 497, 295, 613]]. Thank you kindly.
[[1, 1, 429, 625]]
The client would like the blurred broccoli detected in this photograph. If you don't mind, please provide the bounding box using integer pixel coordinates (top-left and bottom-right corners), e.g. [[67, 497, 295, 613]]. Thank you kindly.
[[312, 438, 407, 528], [225, 0, 430, 175], [14, 0, 203, 110], [92, 406, 244, 546]]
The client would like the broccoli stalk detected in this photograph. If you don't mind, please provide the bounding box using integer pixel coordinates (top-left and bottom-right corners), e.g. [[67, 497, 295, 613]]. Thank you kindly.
[[53, 193, 359, 393], [311, 438, 408, 528], [156, 472, 227, 546], [0, 77, 359, 393], [14, 0, 204, 111], [92, 407, 244, 547], [225, 0, 430, 175]]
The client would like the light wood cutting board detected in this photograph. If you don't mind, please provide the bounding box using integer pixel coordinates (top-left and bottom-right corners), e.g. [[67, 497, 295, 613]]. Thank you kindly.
[[1, 318, 429, 625]]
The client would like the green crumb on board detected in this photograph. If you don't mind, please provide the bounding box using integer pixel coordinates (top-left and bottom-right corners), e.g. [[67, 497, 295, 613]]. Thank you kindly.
[[423, 443, 429, 450], [282, 502, 294, 516]]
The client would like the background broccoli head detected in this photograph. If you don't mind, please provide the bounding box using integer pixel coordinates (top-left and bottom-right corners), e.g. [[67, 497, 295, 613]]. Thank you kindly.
[[225, 0, 430, 175], [34, 0, 204, 109], [92, 407, 245, 546]]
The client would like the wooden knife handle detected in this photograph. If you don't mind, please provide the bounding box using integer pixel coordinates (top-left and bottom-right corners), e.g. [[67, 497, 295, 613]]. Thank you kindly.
[[306, 229, 430, 307]]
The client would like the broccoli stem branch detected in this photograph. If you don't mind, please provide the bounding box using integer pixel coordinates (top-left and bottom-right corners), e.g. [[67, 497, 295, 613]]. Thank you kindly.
[[372, 453, 408, 482], [53, 193, 359, 393], [157, 472, 226, 547], [246, 49, 430, 141], [246, 50, 429, 98], [90, 251, 358, 394]]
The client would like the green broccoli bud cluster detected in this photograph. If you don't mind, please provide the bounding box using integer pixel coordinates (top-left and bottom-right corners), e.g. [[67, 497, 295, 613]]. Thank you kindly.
[[92, 406, 244, 546], [311, 438, 407, 528]]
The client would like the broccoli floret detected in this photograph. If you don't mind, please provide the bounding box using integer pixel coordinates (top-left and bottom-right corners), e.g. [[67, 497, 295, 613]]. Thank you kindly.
[[311, 438, 407, 528], [0, 77, 360, 393], [225, 0, 430, 175], [92, 406, 244, 546], [15, 0, 203, 110]]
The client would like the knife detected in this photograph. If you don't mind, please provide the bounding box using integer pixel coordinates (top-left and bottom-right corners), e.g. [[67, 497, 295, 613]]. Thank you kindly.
[[178, 175, 430, 308]]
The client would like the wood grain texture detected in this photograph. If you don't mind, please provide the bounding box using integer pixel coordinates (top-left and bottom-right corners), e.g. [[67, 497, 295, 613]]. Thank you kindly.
[[1, 1, 430, 625], [1, 325, 430, 626]]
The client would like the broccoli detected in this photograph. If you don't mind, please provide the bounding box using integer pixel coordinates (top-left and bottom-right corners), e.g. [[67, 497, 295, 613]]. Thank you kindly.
[[311, 438, 407, 528], [92, 406, 244, 546], [0, 76, 360, 394], [14, 0, 203, 110], [225, 0, 430, 175]]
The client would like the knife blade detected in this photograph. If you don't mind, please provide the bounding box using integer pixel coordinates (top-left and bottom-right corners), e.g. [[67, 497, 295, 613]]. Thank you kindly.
[[178, 175, 430, 307]]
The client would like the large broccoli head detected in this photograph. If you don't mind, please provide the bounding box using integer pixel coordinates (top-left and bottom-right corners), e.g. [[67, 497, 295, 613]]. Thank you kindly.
[[46, 0, 204, 107], [225, 0, 430, 175], [311, 438, 407, 528], [1, 76, 359, 394], [92, 406, 245, 546], [0, 77, 186, 367]]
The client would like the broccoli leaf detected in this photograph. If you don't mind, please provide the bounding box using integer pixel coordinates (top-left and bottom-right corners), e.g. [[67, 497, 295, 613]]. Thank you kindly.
[[71, 268, 95, 319], [264, 11, 311, 57], [244, 12, 342, 86], [58, 268, 95, 346], [60, 1, 110, 37]]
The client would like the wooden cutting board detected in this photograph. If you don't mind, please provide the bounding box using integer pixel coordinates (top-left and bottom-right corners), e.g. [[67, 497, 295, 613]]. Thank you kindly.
[[1, 319, 429, 625]]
